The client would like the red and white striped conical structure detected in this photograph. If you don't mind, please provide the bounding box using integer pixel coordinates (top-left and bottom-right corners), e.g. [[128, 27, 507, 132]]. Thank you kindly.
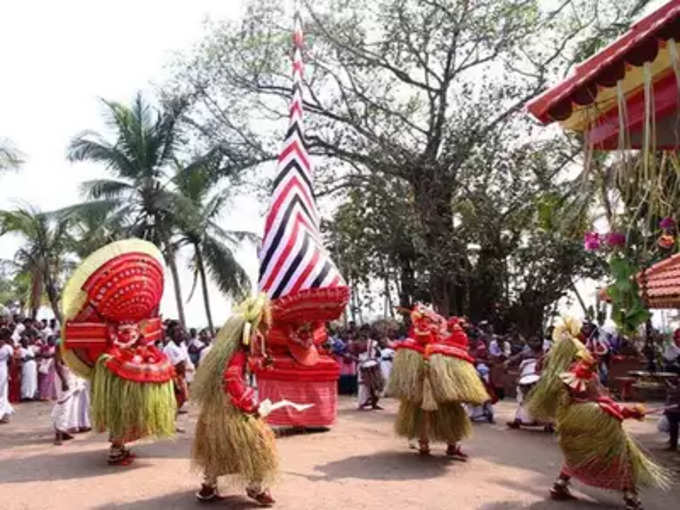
[[259, 11, 348, 309], [253, 8, 349, 428]]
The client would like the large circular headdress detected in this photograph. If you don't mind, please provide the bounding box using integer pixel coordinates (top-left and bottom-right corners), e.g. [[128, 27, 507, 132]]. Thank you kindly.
[[61, 239, 165, 377]]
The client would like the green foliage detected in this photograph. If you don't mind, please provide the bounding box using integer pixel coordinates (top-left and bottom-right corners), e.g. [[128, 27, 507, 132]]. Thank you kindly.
[[605, 255, 650, 336], [0, 207, 73, 320]]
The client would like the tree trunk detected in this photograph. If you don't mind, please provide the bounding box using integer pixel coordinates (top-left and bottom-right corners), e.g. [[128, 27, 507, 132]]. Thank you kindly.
[[30, 273, 43, 320], [165, 245, 186, 328], [195, 244, 215, 335], [44, 277, 62, 324], [411, 178, 458, 315]]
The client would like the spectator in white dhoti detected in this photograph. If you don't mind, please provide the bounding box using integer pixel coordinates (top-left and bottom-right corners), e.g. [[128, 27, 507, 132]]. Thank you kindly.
[[52, 348, 77, 444], [357, 331, 384, 410], [0, 328, 15, 423], [506, 337, 553, 432], [379, 343, 395, 396], [19, 336, 38, 401], [75, 377, 91, 433]]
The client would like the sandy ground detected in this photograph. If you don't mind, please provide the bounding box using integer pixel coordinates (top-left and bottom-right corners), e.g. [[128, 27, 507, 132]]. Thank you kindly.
[[0, 397, 678, 510]]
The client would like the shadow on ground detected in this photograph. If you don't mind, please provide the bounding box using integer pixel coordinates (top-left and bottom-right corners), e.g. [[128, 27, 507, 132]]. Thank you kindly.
[[0, 449, 147, 483], [477, 500, 620, 510], [306, 449, 455, 481], [92, 491, 261, 510]]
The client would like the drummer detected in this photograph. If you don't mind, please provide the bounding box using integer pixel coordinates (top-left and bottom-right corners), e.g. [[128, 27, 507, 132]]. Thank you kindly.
[[357, 328, 384, 410], [505, 336, 553, 431]]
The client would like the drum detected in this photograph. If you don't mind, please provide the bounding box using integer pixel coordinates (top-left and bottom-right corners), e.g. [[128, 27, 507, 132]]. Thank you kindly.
[[360, 359, 385, 395]]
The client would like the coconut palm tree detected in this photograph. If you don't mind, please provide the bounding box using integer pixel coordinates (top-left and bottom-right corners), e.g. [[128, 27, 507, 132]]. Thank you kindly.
[[0, 207, 72, 321], [66, 93, 190, 327], [172, 161, 253, 334]]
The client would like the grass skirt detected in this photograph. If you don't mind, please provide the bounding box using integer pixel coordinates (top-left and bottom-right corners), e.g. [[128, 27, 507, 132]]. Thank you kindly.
[[526, 337, 584, 422], [395, 398, 471, 444], [556, 401, 670, 491], [386, 348, 424, 401], [192, 400, 279, 487], [91, 356, 176, 442], [191, 313, 279, 487], [428, 354, 489, 405]]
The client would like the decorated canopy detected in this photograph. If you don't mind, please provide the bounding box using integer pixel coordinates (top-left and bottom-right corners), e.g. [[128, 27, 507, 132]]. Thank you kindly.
[[528, 0, 680, 150]]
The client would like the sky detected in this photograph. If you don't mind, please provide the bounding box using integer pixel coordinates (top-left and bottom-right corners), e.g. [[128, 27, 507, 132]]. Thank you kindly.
[[0, 0, 262, 326]]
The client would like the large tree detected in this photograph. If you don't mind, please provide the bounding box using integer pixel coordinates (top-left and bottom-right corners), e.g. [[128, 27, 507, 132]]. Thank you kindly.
[[169, 0, 652, 315]]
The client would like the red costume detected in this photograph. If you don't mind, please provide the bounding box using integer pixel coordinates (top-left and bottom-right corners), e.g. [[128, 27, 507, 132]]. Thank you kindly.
[[61, 240, 176, 464]]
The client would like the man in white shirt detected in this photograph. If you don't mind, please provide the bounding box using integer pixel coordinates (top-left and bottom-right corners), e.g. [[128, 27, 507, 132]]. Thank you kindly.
[[163, 326, 190, 426]]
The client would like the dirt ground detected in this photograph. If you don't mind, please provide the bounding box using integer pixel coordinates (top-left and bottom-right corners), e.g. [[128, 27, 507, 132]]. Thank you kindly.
[[0, 397, 678, 510]]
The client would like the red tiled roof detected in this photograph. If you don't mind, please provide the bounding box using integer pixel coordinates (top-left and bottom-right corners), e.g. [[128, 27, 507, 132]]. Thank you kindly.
[[638, 253, 680, 308]]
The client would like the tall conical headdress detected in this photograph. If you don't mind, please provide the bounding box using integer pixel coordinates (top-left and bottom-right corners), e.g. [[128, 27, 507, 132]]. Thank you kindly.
[[258, 7, 348, 321]]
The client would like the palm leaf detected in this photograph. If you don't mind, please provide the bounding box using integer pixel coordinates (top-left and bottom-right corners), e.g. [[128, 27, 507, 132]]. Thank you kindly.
[[79, 178, 133, 200], [201, 235, 251, 299]]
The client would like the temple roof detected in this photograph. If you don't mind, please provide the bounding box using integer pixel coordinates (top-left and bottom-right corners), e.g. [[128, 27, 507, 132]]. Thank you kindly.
[[638, 253, 680, 309], [528, 0, 680, 138]]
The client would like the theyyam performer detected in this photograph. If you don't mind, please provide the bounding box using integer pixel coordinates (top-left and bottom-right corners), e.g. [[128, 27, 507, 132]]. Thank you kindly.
[[192, 294, 279, 506], [546, 320, 669, 510], [61, 239, 176, 464], [388, 306, 488, 458], [253, 7, 349, 429]]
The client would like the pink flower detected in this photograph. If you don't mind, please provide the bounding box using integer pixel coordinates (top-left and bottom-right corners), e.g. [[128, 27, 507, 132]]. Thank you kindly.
[[660, 217, 676, 230], [584, 231, 601, 252], [605, 232, 626, 248]]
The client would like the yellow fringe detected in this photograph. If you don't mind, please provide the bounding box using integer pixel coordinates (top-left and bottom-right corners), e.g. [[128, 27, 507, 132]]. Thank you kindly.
[[386, 348, 424, 402], [91, 357, 176, 442], [395, 399, 471, 444], [428, 354, 489, 405]]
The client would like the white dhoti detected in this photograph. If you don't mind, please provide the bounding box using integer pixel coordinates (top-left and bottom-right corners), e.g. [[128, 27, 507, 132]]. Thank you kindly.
[[51, 367, 78, 432], [379, 351, 393, 396], [20, 359, 38, 400], [0, 366, 14, 420], [76, 378, 91, 429], [514, 385, 534, 423]]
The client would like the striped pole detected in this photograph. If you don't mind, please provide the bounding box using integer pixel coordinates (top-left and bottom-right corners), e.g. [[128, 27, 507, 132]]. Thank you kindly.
[[258, 1, 345, 300]]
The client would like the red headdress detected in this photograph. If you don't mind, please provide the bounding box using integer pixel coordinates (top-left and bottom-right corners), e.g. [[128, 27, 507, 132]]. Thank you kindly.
[[445, 317, 469, 349], [559, 353, 597, 393], [61, 239, 173, 382]]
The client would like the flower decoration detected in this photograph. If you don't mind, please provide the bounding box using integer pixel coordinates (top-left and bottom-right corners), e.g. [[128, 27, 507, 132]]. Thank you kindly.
[[658, 234, 675, 250], [660, 217, 676, 231], [604, 232, 626, 249], [584, 231, 601, 252]]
